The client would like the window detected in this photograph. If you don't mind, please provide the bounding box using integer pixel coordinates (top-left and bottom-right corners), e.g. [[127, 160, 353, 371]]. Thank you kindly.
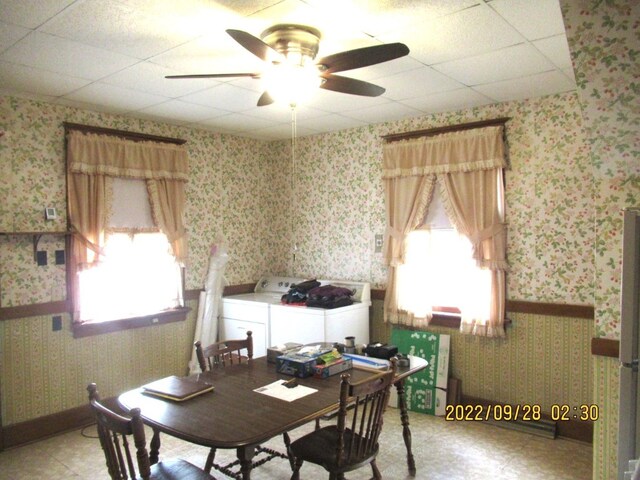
[[78, 231, 182, 322], [382, 124, 508, 336], [65, 127, 189, 334]]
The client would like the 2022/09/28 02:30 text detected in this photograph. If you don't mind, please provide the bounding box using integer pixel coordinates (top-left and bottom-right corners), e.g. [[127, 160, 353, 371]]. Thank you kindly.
[[444, 403, 599, 422]]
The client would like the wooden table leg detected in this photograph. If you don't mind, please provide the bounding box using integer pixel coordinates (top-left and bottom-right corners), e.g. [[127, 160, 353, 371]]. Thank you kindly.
[[237, 445, 256, 480], [395, 380, 416, 476], [149, 429, 161, 466]]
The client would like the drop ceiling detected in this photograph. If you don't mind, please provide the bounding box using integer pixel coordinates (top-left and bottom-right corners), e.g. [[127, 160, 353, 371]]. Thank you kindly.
[[0, 0, 576, 140]]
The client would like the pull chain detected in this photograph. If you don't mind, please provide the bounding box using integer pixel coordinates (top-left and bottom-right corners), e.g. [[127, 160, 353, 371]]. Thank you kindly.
[[290, 103, 298, 274]]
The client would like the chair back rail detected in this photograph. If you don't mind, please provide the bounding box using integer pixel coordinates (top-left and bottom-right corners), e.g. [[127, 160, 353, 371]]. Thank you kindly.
[[337, 367, 396, 468], [88, 383, 152, 480], [195, 331, 253, 371]]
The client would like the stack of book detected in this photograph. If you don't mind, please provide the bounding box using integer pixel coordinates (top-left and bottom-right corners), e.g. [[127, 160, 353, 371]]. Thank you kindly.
[[141, 375, 214, 402]]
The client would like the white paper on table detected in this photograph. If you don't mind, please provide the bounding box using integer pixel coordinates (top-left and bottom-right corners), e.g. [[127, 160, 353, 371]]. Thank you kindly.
[[253, 380, 318, 402]]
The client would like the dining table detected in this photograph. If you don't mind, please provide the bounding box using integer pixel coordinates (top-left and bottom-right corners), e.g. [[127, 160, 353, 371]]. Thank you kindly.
[[119, 355, 428, 480]]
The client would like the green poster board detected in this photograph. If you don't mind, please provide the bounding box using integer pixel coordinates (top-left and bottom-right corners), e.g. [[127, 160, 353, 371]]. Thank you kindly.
[[391, 327, 450, 415]]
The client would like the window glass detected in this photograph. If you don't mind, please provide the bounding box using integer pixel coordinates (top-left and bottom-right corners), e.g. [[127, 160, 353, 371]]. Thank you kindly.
[[78, 231, 182, 322], [397, 187, 492, 319]]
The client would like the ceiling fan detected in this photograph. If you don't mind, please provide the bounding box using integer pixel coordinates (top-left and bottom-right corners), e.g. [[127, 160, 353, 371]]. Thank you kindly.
[[166, 24, 410, 106]]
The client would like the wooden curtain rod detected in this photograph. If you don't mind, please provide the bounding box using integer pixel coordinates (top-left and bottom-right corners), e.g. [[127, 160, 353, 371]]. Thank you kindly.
[[381, 117, 510, 143], [63, 122, 187, 145]]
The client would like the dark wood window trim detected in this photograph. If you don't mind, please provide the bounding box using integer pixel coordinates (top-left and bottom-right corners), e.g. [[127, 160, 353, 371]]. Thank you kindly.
[[381, 117, 510, 143], [63, 122, 186, 145], [72, 306, 191, 338]]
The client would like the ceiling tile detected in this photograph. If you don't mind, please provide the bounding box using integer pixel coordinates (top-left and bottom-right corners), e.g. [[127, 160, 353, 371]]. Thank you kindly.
[[473, 70, 576, 102], [299, 114, 367, 133], [243, 103, 328, 123], [303, 0, 480, 38], [0, 22, 30, 53], [0, 87, 58, 104], [433, 43, 555, 85], [562, 67, 576, 84], [149, 32, 264, 76], [341, 101, 423, 123], [399, 87, 494, 114], [137, 100, 229, 123], [533, 34, 573, 70], [0, 31, 139, 80], [179, 83, 259, 111], [250, 122, 318, 140], [490, 0, 566, 40], [0, 0, 577, 140], [0, 61, 90, 96], [40, 0, 203, 59], [198, 112, 276, 132], [0, 0, 75, 29], [63, 83, 167, 112], [382, 4, 525, 65], [55, 96, 129, 114], [379, 66, 464, 100]]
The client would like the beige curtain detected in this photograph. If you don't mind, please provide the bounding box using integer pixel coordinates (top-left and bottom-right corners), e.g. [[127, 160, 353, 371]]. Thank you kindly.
[[67, 171, 107, 318], [147, 178, 187, 264], [382, 126, 508, 336], [66, 131, 189, 317]]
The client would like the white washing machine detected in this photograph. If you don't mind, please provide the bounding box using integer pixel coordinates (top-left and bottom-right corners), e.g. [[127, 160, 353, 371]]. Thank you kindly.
[[221, 276, 371, 359], [269, 279, 371, 348], [220, 276, 304, 358]]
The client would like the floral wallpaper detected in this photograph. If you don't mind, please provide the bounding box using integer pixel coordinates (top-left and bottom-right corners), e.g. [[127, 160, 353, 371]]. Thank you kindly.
[[264, 92, 595, 306], [0, 96, 283, 306], [560, 1, 640, 478]]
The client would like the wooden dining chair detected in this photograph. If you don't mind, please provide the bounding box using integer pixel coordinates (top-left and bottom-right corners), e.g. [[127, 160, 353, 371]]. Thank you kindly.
[[195, 331, 289, 477], [288, 358, 398, 480], [194, 330, 253, 370], [87, 383, 216, 480]]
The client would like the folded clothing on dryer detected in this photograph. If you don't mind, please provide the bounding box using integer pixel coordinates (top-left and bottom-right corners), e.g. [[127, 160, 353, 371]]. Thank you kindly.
[[281, 279, 321, 305], [306, 285, 355, 309]]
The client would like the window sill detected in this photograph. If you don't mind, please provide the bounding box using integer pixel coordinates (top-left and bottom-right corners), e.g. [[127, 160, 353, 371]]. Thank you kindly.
[[72, 307, 191, 338]]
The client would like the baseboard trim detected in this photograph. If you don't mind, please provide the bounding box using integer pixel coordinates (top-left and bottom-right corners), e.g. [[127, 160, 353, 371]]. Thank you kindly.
[[461, 395, 593, 444], [1, 396, 120, 451]]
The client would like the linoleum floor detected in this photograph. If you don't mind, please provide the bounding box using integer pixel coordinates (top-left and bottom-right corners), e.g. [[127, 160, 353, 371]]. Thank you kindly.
[[0, 409, 592, 479]]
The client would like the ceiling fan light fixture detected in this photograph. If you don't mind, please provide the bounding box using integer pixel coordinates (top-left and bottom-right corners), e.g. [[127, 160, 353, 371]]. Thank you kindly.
[[262, 62, 321, 106]]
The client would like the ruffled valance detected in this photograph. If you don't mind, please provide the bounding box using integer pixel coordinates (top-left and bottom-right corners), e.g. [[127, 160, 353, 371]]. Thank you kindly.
[[382, 126, 505, 178], [67, 131, 188, 181]]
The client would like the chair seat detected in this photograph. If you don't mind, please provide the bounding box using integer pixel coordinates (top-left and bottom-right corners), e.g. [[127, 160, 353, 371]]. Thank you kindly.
[[290, 425, 378, 471], [150, 459, 216, 480]]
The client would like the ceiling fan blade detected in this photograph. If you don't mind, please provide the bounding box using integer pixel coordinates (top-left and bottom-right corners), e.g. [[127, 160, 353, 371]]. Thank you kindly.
[[165, 73, 260, 79], [320, 74, 385, 97], [317, 43, 409, 74], [257, 91, 274, 107], [226, 29, 279, 62]]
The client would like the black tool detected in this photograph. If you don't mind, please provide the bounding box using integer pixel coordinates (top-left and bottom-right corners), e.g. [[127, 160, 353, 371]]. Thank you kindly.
[[283, 378, 298, 388]]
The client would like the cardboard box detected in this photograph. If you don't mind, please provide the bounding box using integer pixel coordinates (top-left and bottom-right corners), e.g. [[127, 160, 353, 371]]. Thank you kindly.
[[267, 343, 303, 363], [389, 328, 450, 416], [313, 357, 353, 378], [276, 350, 327, 378]]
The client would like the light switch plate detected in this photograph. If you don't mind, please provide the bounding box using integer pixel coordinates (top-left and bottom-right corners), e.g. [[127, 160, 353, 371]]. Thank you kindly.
[[374, 234, 384, 253]]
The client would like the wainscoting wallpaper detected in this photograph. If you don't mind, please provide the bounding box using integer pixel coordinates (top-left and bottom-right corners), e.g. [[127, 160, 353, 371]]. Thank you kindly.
[[1, 300, 198, 425], [371, 301, 593, 414]]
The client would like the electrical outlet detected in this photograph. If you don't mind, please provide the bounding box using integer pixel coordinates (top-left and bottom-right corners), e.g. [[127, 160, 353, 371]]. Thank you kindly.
[[52, 315, 62, 331], [55, 249, 65, 265], [374, 234, 384, 253], [36, 250, 47, 266]]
